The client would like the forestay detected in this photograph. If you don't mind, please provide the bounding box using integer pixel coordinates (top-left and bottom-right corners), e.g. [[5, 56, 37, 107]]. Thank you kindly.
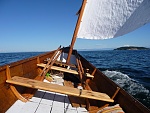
[[77, 0, 150, 39]]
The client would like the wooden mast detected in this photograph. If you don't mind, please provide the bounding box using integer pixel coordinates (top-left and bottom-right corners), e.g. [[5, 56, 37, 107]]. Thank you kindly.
[[66, 0, 87, 64]]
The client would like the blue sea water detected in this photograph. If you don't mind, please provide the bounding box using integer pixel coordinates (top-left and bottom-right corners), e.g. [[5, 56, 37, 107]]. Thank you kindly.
[[0, 52, 44, 66], [0, 50, 150, 108], [79, 50, 150, 108]]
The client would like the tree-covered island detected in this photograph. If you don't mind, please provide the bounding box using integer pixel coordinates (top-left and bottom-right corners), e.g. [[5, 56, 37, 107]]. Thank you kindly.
[[114, 46, 150, 50]]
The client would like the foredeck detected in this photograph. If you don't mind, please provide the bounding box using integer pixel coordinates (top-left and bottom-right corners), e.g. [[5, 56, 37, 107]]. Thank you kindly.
[[6, 79, 88, 113]]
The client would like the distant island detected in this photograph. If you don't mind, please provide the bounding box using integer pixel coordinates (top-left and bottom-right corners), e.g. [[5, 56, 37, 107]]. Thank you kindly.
[[114, 46, 150, 50]]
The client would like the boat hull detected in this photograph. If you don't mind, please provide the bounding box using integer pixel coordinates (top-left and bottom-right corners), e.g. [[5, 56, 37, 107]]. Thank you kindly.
[[0, 48, 149, 113]]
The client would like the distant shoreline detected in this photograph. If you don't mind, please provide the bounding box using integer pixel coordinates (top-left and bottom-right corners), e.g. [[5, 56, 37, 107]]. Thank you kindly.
[[114, 46, 150, 50]]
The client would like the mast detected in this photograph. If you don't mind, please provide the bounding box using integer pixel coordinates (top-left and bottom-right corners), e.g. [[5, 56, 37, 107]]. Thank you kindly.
[[66, 0, 87, 64]]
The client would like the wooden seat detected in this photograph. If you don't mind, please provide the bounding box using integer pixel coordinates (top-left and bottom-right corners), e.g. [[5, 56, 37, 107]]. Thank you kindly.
[[37, 63, 94, 78], [6, 76, 113, 102], [44, 59, 77, 68]]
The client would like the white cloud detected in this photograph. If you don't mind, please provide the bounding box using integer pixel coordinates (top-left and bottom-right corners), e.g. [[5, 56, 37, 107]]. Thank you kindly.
[[123, 45, 135, 47]]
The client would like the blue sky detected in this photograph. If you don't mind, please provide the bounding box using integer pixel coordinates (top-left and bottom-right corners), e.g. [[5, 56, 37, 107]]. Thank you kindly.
[[0, 0, 150, 52]]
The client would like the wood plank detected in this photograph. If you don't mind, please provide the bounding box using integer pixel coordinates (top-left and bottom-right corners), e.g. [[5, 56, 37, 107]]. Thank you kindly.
[[64, 80, 86, 108], [44, 59, 76, 68], [37, 63, 78, 74], [52, 65, 78, 75], [6, 76, 114, 102], [55, 61, 76, 68], [37, 63, 94, 78]]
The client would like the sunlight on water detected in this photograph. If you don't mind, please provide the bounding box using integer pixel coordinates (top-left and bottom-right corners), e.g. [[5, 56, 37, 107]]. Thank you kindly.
[[103, 70, 150, 108], [80, 50, 150, 108], [103, 70, 149, 95]]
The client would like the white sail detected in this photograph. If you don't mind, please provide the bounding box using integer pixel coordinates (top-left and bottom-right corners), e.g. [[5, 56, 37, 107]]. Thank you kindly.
[[77, 0, 150, 39]]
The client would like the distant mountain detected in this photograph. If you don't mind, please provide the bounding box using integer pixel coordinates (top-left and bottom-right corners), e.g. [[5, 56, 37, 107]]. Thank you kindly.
[[114, 46, 150, 50]]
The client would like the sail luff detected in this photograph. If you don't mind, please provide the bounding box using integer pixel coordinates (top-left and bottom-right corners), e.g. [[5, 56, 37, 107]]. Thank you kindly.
[[66, 0, 87, 64]]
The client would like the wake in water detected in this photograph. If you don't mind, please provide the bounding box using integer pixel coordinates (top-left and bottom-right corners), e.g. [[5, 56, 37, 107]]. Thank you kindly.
[[103, 70, 150, 108]]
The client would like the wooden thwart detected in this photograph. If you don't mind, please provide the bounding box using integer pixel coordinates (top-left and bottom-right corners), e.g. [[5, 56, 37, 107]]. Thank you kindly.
[[44, 59, 76, 68], [37, 63, 94, 78], [6, 76, 114, 102]]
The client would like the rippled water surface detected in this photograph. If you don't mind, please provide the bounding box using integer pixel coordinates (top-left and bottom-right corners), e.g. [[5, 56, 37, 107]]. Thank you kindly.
[[0, 52, 44, 66]]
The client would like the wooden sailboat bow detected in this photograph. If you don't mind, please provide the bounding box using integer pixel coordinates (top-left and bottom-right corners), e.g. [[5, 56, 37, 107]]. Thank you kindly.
[[66, 0, 87, 64]]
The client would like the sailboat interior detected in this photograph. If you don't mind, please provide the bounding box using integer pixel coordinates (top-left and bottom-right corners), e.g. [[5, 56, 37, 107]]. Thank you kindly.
[[0, 0, 150, 113]]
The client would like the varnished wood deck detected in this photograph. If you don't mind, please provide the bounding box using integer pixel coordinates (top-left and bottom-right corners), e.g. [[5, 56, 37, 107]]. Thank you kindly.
[[6, 79, 88, 113]]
